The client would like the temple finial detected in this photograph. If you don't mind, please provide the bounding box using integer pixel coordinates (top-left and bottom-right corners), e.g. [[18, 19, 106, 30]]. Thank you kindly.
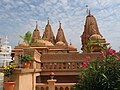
[[88, 10, 91, 16], [47, 17, 50, 25], [59, 21, 62, 28], [36, 21, 39, 29], [86, 5, 89, 14], [70, 39, 72, 45], [4, 36, 9, 45]]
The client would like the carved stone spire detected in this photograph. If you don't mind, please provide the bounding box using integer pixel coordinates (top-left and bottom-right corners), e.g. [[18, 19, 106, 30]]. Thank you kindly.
[[42, 18, 55, 44], [31, 21, 41, 44], [56, 21, 68, 46], [81, 10, 108, 52]]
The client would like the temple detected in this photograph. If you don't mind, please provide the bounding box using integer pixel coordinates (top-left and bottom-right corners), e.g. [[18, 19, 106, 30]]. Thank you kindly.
[[11, 11, 109, 87], [81, 10, 109, 52], [0, 36, 12, 66]]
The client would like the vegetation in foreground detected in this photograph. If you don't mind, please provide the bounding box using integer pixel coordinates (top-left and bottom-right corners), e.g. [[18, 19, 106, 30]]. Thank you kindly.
[[74, 47, 120, 90]]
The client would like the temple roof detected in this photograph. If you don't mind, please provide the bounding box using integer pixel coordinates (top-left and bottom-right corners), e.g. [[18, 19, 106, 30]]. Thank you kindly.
[[42, 18, 55, 44], [56, 21, 68, 46], [31, 21, 41, 44], [85, 10, 102, 36]]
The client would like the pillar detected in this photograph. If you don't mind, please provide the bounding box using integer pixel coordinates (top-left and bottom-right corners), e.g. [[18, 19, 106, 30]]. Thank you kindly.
[[47, 79, 57, 90]]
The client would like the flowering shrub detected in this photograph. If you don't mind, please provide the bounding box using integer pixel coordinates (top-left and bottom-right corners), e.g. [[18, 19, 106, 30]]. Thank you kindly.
[[4, 62, 16, 81], [74, 48, 120, 90]]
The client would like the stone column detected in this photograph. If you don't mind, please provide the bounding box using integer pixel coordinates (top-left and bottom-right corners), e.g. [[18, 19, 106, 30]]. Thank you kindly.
[[47, 79, 57, 90], [32, 73, 40, 90]]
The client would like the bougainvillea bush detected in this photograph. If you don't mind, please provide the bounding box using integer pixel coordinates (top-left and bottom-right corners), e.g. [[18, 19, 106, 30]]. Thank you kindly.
[[74, 48, 120, 90]]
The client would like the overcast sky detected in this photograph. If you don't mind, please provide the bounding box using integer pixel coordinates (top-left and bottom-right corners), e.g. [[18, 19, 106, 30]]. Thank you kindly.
[[0, 0, 120, 52]]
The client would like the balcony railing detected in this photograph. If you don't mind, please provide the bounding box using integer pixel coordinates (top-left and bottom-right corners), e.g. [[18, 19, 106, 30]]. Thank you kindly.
[[40, 62, 82, 71], [36, 83, 75, 90]]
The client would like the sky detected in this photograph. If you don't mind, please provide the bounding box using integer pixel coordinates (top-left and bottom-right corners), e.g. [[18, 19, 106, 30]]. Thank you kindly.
[[0, 0, 120, 52]]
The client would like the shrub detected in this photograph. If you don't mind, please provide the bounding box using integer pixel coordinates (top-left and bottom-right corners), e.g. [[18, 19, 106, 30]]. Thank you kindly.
[[74, 48, 120, 90], [4, 62, 16, 81], [20, 55, 32, 62]]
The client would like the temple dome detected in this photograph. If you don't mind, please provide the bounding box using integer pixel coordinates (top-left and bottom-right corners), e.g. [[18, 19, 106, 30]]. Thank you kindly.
[[68, 44, 76, 50], [36, 40, 45, 46], [55, 41, 65, 47], [90, 34, 102, 40], [36, 40, 54, 47], [44, 41, 54, 47], [19, 42, 29, 47]]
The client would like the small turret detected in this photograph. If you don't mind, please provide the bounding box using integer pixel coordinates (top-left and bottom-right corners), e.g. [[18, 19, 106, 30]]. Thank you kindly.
[[42, 18, 55, 44], [56, 21, 68, 46], [31, 21, 41, 44]]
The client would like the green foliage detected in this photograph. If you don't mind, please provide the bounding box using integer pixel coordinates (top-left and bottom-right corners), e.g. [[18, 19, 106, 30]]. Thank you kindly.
[[74, 48, 120, 90], [4, 62, 16, 81], [20, 55, 32, 62], [19, 31, 32, 45], [84, 39, 106, 53], [83, 39, 95, 53]]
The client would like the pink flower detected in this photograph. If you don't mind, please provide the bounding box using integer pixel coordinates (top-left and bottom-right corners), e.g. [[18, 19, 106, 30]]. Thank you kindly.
[[100, 52, 104, 55], [82, 61, 88, 68], [118, 58, 120, 61], [99, 52, 104, 59], [86, 56, 91, 60], [106, 48, 116, 55], [82, 77, 84, 81], [100, 55, 103, 59]]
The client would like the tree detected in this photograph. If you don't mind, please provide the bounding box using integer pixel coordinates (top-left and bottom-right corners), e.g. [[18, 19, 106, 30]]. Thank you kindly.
[[19, 31, 32, 45]]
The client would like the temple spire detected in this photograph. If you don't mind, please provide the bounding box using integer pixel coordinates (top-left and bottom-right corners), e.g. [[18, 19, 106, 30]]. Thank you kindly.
[[86, 5, 89, 14], [56, 21, 68, 46], [42, 18, 55, 44], [31, 21, 41, 44], [81, 10, 109, 52]]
